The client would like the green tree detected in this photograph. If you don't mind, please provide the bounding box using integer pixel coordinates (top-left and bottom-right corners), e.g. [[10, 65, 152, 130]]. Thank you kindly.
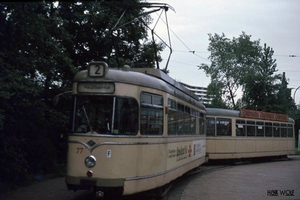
[[199, 32, 261, 108], [241, 44, 295, 114], [199, 32, 295, 114], [274, 72, 296, 114], [241, 43, 280, 111], [206, 81, 227, 108], [57, 1, 163, 69], [0, 1, 166, 192], [0, 2, 73, 189]]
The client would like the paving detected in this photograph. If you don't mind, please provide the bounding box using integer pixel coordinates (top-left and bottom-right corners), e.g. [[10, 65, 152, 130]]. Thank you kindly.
[[180, 156, 300, 200], [1, 156, 300, 200]]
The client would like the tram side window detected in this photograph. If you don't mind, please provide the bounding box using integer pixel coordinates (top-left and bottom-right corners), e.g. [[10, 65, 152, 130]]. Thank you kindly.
[[256, 121, 264, 137], [199, 112, 205, 135], [177, 103, 185, 135], [216, 118, 231, 136], [168, 99, 177, 135], [265, 122, 272, 137], [236, 120, 246, 136], [189, 108, 196, 135], [246, 120, 256, 136], [167, 99, 203, 136], [273, 123, 280, 137], [115, 97, 139, 135], [206, 117, 216, 136], [287, 124, 293, 137], [140, 92, 163, 135], [280, 124, 287, 137], [183, 106, 195, 135]]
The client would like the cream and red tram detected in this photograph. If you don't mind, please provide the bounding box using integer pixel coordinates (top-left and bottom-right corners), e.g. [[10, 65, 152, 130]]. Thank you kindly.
[[206, 108, 295, 161], [65, 61, 206, 197]]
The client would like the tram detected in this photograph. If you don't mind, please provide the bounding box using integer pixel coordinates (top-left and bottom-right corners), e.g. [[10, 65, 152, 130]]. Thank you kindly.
[[65, 61, 206, 197], [206, 108, 295, 161]]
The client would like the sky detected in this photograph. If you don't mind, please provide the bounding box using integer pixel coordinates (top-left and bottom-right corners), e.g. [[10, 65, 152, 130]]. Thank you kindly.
[[146, 0, 300, 104]]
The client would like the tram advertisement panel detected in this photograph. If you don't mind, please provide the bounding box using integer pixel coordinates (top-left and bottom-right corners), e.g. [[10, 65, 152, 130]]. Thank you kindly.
[[166, 140, 205, 169]]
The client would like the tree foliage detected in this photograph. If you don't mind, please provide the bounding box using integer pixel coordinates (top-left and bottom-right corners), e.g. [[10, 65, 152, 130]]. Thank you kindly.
[[0, 1, 165, 192], [200, 32, 261, 109], [199, 32, 296, 114], [241, 43, 281, 111]]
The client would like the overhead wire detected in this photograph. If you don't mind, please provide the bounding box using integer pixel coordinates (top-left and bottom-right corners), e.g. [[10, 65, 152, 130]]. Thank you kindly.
[[153, 12, 209, 62], [151, 12, 300, 78]]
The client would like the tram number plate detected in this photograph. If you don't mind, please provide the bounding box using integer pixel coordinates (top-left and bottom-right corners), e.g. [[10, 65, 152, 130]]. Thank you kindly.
[[88, 64, 105, 77], [76, 147, 83, 154]]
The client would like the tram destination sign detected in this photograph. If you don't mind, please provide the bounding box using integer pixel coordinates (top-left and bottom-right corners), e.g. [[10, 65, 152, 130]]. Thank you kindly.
[[77, 82, 115, 93]]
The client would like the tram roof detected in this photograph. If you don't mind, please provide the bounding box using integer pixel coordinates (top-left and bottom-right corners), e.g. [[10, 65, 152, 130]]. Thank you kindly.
[[73, 64, 205, 110], [206, 108, 240, 118], [206, 108, 294, 123]]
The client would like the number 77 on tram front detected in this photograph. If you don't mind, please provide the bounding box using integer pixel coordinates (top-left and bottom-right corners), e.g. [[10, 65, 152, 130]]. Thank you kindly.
[[65, 61, 207, 198]]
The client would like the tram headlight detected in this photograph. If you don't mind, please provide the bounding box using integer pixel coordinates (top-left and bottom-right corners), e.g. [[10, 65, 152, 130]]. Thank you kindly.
[[85, 155, 96, 168]]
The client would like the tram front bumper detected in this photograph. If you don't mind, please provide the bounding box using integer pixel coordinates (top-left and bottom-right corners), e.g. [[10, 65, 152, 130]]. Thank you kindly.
[[65, 175, 124, 191]]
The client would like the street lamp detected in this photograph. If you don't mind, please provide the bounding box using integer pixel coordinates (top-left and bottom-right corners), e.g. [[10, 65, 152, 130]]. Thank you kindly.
[[292, 86, 300, 151], [293, 86, 300, 104]]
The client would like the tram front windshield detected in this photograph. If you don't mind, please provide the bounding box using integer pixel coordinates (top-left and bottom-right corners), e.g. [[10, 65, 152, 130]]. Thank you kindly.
[[72, 96, 138, 135]]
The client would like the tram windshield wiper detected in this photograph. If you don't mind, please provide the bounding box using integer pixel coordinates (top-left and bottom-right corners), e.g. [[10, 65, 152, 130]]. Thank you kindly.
[[82, 105, 94, 133]]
